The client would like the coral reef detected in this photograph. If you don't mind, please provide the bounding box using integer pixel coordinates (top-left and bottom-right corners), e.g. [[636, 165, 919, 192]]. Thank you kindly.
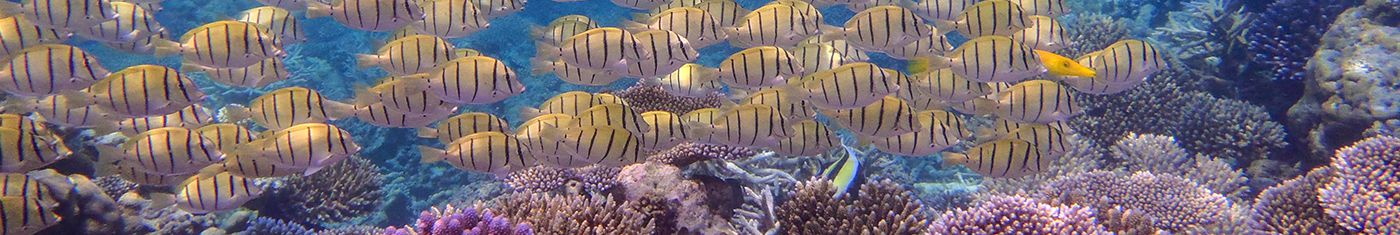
[[1246, 0, 1361, 80], [382, 205, 533, 235], [648, 143, 759, 167], [929, 195, 1109, 235], [1288, 2, 1400, 159], [1064, 13, 1130, 58], [1109, 133, 1249, 199], [605, 83, 722, 114], [29, 169, 154, 234], [1040, 171, 1232, 233], [261, 156, 384, 227], [243, 217, 317, 235], [1251, 167, 1350, 234], [92, 175, 139, 200], [491, 193, 655, 234], [776, 179, 931, 234], [617, 162, 735, 233], [1319, 136, 1400, 234], [977, 131, 1105, 197], [1152, 0, 1254, 80], [503, 165, 619, 194]]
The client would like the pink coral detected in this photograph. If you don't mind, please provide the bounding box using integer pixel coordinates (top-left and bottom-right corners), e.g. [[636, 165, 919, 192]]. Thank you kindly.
[[1319, 136, 1400, 234], [1040, 171, 1232, 233], [930, 195, 1109, 235]]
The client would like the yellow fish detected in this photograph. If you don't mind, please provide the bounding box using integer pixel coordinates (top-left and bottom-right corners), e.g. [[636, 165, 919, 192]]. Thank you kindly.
[[738, 87, 817, 121], [541, 125, 643, 167], [356, 35, 459, 76], [717, 46, 804, 89], [532, 15, 598, 46], [231, 123, 360, 175], [353, 102, 456, 128], [182, 57, 290, 88], [773, 120, 839, 156], [1011, 16, 1070, 52], [236, 6, 306, 44], [97, 127, 223, 176], [1037, 49, 1096, 78], [943, 139, 1049, 178], [994, 80, 1081, 124], [471, 0, 525, 19], [593, 93, 631, 106], [975, 118, 1069, 140], [521, 91, 598, 118], [154, 20, 285, 68], [925, 36, 1045, 83], [949, 0, 1031, 37], [538, 27, 651, 75], [568, 103, 652, 135], [76, 2, 162, 43], [888, 29, 955, 60], [355, 74, 457, 115], [694, 0, 747, 27], [912, 68, 992, 103], [1002, 124, 1069, 159], [838, 6, 934, 53], [97, 104, 213, 135], [649, 63, 722, 98], [174, 171, 263, 214], [0, 196, 60, 234], [640, 111, 689, 150], [1008, 0, 1069, 17], [215, 150, 304, 178], [112, 163, 191, 185], [788, 62, 897, 109], [0, 126, 69, 173], [909, 0, 979, 22], [514, 113, 574, 163], [410, 0, 490, 39], [799, 34, 871, 62], [531, 59, 623, 86], [867, 110, 969, 156], [2, 95, 100, 128], [791, 43, 852, 76], [631, 7, 727, 48], [221, 86, 354, 130], [0, 15, 70, 59], [74, 64, 204, 118], [0, 0, 117, 30], [823, 95, 921, 138], [0, 174, 55, 206], [726, 4, 822, 48], [420, 131, 536, 175], [612, 0, 669, 10], [0, 44, 109, 97], [1057, 40, 1166, 94], [414, 55, 527, 104], [626, 30, 700, 79], [689, 104, 794, 148], [193, 123, 258, 153], [418, 112, 512, 144], [306, 0, 425, 32]]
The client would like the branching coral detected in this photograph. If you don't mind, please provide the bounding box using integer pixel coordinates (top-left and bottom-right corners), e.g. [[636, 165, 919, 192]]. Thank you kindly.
[[731, 185, 779, 234], [1064, 13, 1130, 58], [383, 204, 533, 235], [1109, 133, 1249, 200], [929, 195, 1109, 235], [1152, 0, 1253, 79], [1251, 167, 1350, 234], [245, 217, 317, 235], [1319, 136, 1400, 234], [1040, 171, 1232, 233], [776, 179, 931, 234], [977, 130, 1105, 197], [1246, 0, 1361, 80], [491, 193, 655, 235], [263, 156, 384, 226], [503, 166, 570, 193], [606, 82, 721, 114], [648, 143, 758, 167]]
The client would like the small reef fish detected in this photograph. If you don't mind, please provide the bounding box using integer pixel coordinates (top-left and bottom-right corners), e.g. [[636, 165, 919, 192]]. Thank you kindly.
[[521, 91, 599, 117], [216, 150, 305, 178], [514, 113, 573, 163], [948, 0, 1031, 37], [154, 20, 285, 68], [355, 74, 457, 115], [3, 95, 101, 128], [773, 120, 839, 156], [915, 36, 1045, 83], [0, 0, 117, 31], [838, 6, 934, 53], [193, 123, 258, 153], [823, 95, 921, 138], [353, 102, 457, 128], [532, 15, 598, 46], [541, 125, 643, 167], [471, 0, 526, 19], [639, 111, 689, 150], [420, 131, 535, 175], [97, 127, 224, 176], [71, 64, 204, 118], [693, 0, 747, 27], [221, 87, 354, 130], [256, 0, 311, 10], [567, 103, 652, 135], [0, 44, 109, 97], [726, 4, 822, 48], [821, 143, 865, 199], [909, 0, 980, 22], [625, 30, 700, 79], [113, 163, 191, 185], [182, 57, 290, 88], [1011, 16, 1070, 52], [532, 59, 623, 86], [0, 174, 55, 205], [888, 28, 955, 60], [788, 62, 897, 109], [630, 7, 727, 48], [799, 34, 871, 62], [77, 2, 163, 44], [716, 46, 804, 89], [306, 0, 425, 32], [1002, 124, 1069, 159], [419, 112, 512, 144], [0, 196, 60, 234], [790, 43, 851, 76], [650, 63, 722, 98], [0, 126, 70, 173], [1008, 0, 1069, 17], [538, 27, 651, 75], [912, 68, 992, 103], [689, 104, 794, 148], [737, 88, 817, 121], [231, 123, 360, 175], [612, 0, 668, 10], [1058, 40, 1167, 94], [0, 15, 71, 59], [993, 80, 1082, 124], [237, 6, 306, 44], [174, 171, 264, 214], [407, 55, 526, 104], [97, 104, 213, 135], [868, 110, 969, 156], [410, 0, 490, 39], [943, 139, 1050, 178], [356, 35, 459, 76]]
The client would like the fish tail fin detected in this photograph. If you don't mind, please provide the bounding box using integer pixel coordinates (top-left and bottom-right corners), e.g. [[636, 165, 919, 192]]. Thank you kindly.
[[517, 106, 545, 120], [305, 2, 332, 18], [178, 63, 208, 74], [1, 98, 33, 114], [933, 20, 957, 35], [951, 97, 997, 116], [323, 100, 356, 120], [354, 54, 381, 68], [151, 38, 182, 57], [419, 146, 447, 163], [219, 104, 252, 122], [534, 42, 560, 61], [416, 127, 438, 139], [147, 192, 177, 209], [684, 121, 713, 143], [528, 58, 556, 76], [351, 84, 378, 107]]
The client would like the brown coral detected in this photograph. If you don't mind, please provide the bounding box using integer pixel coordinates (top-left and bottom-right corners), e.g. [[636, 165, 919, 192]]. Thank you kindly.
[[1040, 171, 1232, 233], [648, 143, 758, 167], [492, 193, 656, 235], [263, 156, 384, 225], [776, 179, 930, 235], [605, 82, 721, 114]]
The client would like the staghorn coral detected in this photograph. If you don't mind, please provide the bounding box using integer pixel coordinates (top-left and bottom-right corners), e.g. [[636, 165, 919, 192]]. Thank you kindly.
[[777, 179, 931, 235], [1109, 133, 1249, 199], [605, 82, 722, 114], [382, 204, 533, 235], [731, 185, 779, 234], [648, 143, 758, 167], [1040, 171, 1232, 233], [491, 193, 655, 235], [1246, 0, 1361, 80], [503, 166, 571, 193], [263, 156, 384, 226], [929, 195, 1109, 235], [1251, 167, 1351, 234], [243, 217, 317, 235], [1319, 136, 1400, 234]]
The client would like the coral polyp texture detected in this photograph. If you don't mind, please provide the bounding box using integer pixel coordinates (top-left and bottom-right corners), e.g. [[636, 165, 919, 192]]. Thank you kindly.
[[1288, 1, 1400, 158], [929, 195, 1110, 235], [776, 179, 931, 234], [1319, 136, 1400, 234], [491, 193, 656, 234], [1040, 171, 1232, 233], [383, 205, 534, 235], [1246, 0, 1361, 80], [648, 143, 759, 166], [606, 82, 722, 114], [262, 156, 385, 226], [1251, 167, 1349, 234]]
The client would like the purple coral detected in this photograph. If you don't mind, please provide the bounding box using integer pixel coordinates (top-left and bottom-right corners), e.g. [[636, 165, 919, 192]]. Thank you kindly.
[[502, 165, 618, 194], [929, 195, 1109, 235], [1040, 171, 1232, 233], [648, 143, 758, 166], [605, 82, 721, 114], [382, 205, 533, 235], [1252, 167, 1349, 234], [1319, 136, 1400, 234], [1246, 0, 1361, 80]]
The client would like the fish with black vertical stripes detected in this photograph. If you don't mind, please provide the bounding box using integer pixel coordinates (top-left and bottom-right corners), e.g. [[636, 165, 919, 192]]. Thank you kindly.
[[992, 80, 1081, 124], [1055, 40, 1167, 94], [773, 120, 839, 156], [356, 35, 459, 76], [0, 44, 109, 97], [716, 46, 804, 89], [153, 20, 286, 68], [418, 112, 512, 144], [639, 111, 689, 150], [867, 109, 969, 156], [77, 2, 163, 43], [822, 95, 922, 138], [725, 3, 823, 48], [836, 5, 934, 53], [540, 125, 644, 167], [182, 57, 290, 88], [66, 64, 204, 118], [306, 0, 426, 32], [628, 7, 727, 48], [687, 104, 794, 148], [95, 127, 224, 176], [0, 0, 117, 31], [419, 131, 536, 175], [537, 27, 653, 75], [173, 171, 263, 214], [221, 87, 354, 130], [942, 139, 1050, 178], [625, 30, 700, 78], [229, 123, 361, 175], [786, 62, 897, 109], [401, 55, 527, 104], [236, 6, 306, 44], [410, 0, 490, 39]]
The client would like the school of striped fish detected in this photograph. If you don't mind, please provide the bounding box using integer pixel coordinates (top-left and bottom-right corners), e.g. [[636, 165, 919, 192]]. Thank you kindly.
[[0, 0, 1167, 230]]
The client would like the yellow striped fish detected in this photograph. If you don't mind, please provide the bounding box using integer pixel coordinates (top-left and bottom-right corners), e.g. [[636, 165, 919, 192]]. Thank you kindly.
[[175, 171, 263, 214], [611, 0, 667, 10], [568, 103, 651, 135], [799, 34, 871, 62], [726, 4, 822, 48], [0, 174, 54, 205], [116, 0, 163, 12], [903, 96, 950, 111], [1003, 124, 1068, 159], [824, 95, 921, 138], [531, 58, 623, 86], [889, 69, 921, 102], [514, 113, 573, 163], [943, 139, 1049, 178], [681, 108, 721, 126], [640, 111, 688, 150], [788, 62, 897, 109], [716, 46, 804, 89], [689, 104, 794, 148], [0, 44, 109, 97], [0, 196, 59, 234], [0, 0, 117, 30], [356, 74, 456, 115], [821, 143, 864, 199], [420, 131, 535, 174], [867, 109, 968, 156], [256, 0, 310, 10], [456, 49, 482, 58], [888, 29, 954, 60], [236, 6, 305, 44], [649, 0, 700, 12], [593, 93, 631, 106], [533, 15, 597, 46], [3, 94, 100, 128], [975, 118, 1068, 140], [694, 0, 748, 27], [182, 57, 290, 88], [626, 30, 700, 78], [950, 0, 1031, 37], [931, 36, 1046, 83], [0, 15, 70, 59], [98, 104, 212, 135], [356, 35, 459, 76], [193, 123, 258, 153], [113, 163, 191, 185], [910, 0, 979, 22], [76, 64, 204, 118], [419, 112, 511, 144], [353, 102, 455, 128], [542, 125, 643, 167], [739, 87, 817, 121], [412, 0, 489, 39], [1059, 40, 1167, 94], [76, 2, 162, 43], [769, 0, 824, 23], [0, 114, 51, 134], [471, 0, 526, 19], [839, 5, 933, 53], [305, 0, 425, 32], [98, 127, 223, 176], [1011, 16, 1070, 52], [1009, 0, 1069, 17], [0, 127, 69, 173], [417, 56, 526, 104], [154, 20, 285, 68], [103, 29, 165, 54], [913, 68, 991, 102], [539, 27, 651, 74], [950, 97, 996, 115], [650, 63, 721, 98], [842, 0, 898, 11], [216, 150, 304, 178], [994, 80, 1081, 124], [221, 87, 353, 130], [232, 123, 360, 174], [773, 120, 838, 156], [632, 7, 727, 48], [521, 91, 596, 117], [791, 43, 851, 75]]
